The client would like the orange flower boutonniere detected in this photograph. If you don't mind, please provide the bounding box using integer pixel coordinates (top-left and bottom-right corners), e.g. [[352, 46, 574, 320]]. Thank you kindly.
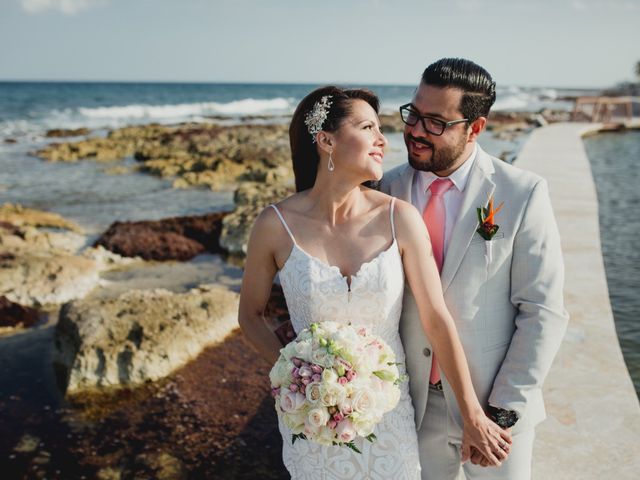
[[476, 196, 504, 241]]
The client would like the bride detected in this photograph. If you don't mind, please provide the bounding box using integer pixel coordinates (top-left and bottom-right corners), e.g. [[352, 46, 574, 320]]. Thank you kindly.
[[238, 86, 511, 479]]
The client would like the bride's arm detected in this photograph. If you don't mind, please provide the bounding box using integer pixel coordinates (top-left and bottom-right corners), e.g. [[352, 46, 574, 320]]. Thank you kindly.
[[394, 200, 511, 466], [238, 208, 286, 365]]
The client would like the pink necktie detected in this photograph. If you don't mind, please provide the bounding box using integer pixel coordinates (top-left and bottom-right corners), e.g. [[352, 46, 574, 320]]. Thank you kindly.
[[423, 178, 453, 385]]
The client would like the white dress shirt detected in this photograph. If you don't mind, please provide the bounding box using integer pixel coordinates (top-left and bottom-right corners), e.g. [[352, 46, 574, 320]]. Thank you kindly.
[[411, 144, 478, 256]]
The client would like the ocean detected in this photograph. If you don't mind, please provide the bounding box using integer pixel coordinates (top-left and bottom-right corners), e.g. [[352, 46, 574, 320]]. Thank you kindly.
[[0, 81, 588, 139], [583, 131, 640, 395], [0, 81, 568, 232]]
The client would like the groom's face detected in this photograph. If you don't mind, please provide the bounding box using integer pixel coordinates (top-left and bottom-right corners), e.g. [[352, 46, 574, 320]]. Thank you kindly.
[[403, 84, 470, 176]]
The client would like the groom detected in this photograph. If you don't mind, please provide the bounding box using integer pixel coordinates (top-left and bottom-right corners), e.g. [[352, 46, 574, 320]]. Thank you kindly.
[[381, 58, 568, 479]]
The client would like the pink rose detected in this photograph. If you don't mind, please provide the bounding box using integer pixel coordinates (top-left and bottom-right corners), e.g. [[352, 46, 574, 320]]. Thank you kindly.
[[327, 419, 338, 429], [292, 358, 303, 367], [311, 364, 323, 374], [338, 377, 348, 385], [333, 412, 344, 422], [336, 419, 356, 443], [312, 374, 322, 383], [289, 383, 299, 392], [345, 370, 356, 382]]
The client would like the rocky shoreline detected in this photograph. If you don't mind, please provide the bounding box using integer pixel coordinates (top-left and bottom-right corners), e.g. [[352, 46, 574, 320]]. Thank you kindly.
[[0, 110, 548, 478]]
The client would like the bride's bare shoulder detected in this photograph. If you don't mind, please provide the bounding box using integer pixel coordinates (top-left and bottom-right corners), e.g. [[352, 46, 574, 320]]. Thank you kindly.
[[390, 198, 425, 237], [252, 191, 307, 234]]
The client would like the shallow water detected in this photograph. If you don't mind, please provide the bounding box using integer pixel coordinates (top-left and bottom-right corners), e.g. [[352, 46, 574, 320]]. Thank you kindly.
[[583, 130, 640, 396]]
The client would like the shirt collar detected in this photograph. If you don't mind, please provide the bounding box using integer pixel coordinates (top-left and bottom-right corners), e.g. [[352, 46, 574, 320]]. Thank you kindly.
[[417, 144, 478, 194]]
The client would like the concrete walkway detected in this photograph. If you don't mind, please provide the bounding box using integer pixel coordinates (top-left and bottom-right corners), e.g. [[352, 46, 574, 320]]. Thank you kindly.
[[515, 123, 640, 479]]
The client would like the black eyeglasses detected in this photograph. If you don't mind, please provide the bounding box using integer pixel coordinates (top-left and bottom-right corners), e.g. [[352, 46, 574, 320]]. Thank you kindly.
[[399, 103, 468, 136]]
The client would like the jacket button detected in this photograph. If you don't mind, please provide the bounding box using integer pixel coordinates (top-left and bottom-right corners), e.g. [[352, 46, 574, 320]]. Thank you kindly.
[[423, 348, 431, 357]]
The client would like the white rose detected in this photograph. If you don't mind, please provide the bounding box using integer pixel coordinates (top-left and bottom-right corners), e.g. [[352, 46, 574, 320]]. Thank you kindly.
[[383, 385, 401, 412], [311, 348, 335, 367], [270, 359, 294, 387], [321, 368, 338, 384], [297, 329, 313, 341], [305, 382, 322, 404], [295, 339, 313, 360], [351, 387, 377, 415], [315, 425, 336, 446], [283, 409, 306, 434], [307, 407, 330, 428], [353, 417, 376, 437], [282, 341, 298, 359], [280, 390, 306, 413], [319, 383, 346, 407]]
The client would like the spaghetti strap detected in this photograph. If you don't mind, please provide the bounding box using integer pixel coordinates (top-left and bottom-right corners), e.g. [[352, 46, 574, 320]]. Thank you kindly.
[[389, 197, 397, 241], [270, 204, 297, 244]]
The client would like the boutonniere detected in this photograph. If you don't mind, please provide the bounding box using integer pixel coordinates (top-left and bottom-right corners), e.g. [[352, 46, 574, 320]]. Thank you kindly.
[[476, 195, 504, 265]]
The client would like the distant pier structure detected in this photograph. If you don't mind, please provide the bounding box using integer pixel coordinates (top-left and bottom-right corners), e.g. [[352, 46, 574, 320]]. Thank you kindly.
[[572, 96, 639, 126]]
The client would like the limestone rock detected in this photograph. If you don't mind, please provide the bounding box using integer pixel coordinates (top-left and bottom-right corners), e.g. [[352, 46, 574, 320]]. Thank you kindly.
[[220, 182, 294, 255], [0, 221, 99, 307], [0, 203, 83, 233], [0, 251, 99, 307], [53, 285, 240, 394], [33, 123, 294, 192]]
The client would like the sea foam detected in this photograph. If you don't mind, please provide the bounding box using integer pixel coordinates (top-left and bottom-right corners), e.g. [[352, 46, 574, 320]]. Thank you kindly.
[[77, 97, 294, 120]]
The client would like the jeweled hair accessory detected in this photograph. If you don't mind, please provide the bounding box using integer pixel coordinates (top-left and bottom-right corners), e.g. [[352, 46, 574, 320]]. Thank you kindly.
[[304, 95, 333, 142]]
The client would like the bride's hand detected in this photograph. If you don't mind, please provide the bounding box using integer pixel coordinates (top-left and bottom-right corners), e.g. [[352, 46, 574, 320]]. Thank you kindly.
[[460, 411, 512, 467]]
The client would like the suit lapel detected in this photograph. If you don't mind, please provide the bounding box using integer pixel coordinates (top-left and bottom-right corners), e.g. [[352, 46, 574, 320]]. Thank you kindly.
[[441, 148, 496, 292], [390, 164, 415, 203]]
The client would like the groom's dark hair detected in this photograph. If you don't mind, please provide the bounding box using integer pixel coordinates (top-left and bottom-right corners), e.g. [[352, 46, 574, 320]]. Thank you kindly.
[[421, 58, 496, 122]]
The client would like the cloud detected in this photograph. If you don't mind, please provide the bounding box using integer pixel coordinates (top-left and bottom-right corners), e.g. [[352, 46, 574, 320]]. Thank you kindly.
[[21, 0, 107, 15]]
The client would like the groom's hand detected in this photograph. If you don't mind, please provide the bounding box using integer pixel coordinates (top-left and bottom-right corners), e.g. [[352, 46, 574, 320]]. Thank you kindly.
[[465, 427, 512, 467]]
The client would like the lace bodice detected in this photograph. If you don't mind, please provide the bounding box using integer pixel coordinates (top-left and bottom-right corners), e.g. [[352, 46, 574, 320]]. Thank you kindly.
[[273, 201, 404, 343], [270, 199, 421, 480]]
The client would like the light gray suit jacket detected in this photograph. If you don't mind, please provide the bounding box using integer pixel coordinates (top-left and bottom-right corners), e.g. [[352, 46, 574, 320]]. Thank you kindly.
[[380, 145, 569, 437]]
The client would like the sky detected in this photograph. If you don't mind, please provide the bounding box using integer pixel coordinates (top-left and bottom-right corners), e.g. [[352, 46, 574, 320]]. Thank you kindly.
[[0, 0, 639, 88]]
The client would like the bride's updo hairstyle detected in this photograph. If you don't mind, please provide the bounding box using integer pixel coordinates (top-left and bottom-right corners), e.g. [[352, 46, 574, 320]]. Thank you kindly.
[[289, 86, 380, 192]]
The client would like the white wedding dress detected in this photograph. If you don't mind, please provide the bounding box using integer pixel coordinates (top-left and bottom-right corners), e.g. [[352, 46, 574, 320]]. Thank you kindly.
[[270, 199, 421, 480]]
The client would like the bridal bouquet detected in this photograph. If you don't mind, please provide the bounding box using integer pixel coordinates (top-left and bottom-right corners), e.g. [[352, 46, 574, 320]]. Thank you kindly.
[[269, 321, 405, 453]]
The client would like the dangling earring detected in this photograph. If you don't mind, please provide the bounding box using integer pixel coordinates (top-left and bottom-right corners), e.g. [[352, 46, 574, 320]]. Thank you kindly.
[[328, 150, 335, 172]]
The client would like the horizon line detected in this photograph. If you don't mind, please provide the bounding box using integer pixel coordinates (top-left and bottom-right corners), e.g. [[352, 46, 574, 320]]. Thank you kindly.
[[0, 78, 610, 91]]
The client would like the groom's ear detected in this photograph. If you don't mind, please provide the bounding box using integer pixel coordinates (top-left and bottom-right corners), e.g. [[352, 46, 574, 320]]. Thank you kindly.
[[467, 116, 487, 143]]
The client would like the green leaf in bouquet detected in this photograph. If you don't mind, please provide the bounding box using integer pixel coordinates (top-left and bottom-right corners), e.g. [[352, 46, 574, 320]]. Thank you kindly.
[[373, 370, 396, 382], [291, 433, 307, 445], [344, 442, 362, 454], [394, 373, 409, 385], [365, 433, 377, 443]]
